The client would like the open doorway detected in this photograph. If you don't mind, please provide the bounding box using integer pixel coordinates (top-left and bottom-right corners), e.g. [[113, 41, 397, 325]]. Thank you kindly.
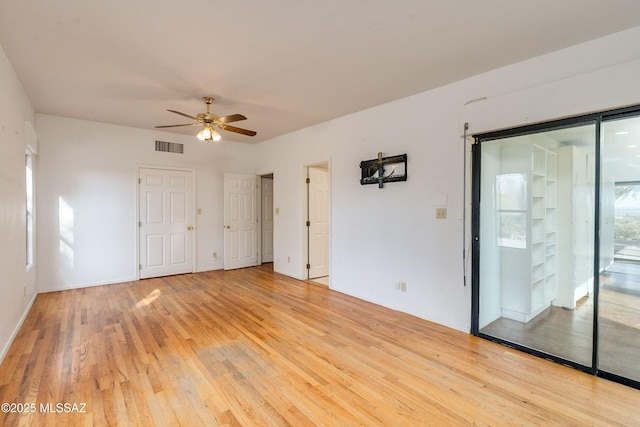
[[259, 174, 274, 264], [306, 162, 330, 285]]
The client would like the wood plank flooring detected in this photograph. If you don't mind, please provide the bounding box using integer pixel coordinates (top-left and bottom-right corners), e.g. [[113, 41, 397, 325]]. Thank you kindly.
[[1, 264, 639, 426], [480, 263, 640, 381]]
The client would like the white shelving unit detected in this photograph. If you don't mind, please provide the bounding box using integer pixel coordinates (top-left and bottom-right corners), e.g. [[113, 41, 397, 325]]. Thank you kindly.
[[544, 150, 558, 305], [500, 144, 558, 323]]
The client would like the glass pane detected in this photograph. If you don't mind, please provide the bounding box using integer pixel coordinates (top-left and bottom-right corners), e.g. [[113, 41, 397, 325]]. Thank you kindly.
[[496, 173, 527, 210], [498, 212, 527, 249], [478, 124, 596, 367], [599, 115, 640, 382]]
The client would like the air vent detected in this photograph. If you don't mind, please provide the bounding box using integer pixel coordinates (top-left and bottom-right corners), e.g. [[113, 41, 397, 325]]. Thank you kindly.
[[155, 140, 184, 154]]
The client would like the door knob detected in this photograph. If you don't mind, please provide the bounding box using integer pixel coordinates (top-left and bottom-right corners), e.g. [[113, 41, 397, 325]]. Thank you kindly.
[[187, 226, 193, 231], [225, 225, 231, 229]]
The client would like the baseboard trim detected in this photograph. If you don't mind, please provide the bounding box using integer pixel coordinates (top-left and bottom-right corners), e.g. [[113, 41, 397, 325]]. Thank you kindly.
[[0, 292, 38, 365], [37, 276, 138, 294], [329, 285, 470, 333]]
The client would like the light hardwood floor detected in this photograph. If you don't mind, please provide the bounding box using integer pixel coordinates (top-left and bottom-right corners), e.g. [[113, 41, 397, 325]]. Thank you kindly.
[[1, 264, 639, 426]]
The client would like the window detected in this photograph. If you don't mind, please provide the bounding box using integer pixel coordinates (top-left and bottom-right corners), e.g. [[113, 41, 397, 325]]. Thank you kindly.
[[496, 173, 527, 249], [614, 182, 640, 245], [26, 153, 34, 269]]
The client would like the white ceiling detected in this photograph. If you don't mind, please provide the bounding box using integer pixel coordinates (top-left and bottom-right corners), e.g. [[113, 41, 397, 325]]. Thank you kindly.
[[1, 0, 640, 144]]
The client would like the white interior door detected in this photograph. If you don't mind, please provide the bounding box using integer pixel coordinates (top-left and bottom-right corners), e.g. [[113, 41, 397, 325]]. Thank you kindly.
[[261, 176, 274, 263], [224, 173, 258, 270], [308, 166, 330, 278], [139, 168, 194, 279]]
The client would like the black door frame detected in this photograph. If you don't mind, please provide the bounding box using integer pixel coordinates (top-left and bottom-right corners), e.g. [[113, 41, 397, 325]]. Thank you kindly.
[[470, 104, 640, 390]]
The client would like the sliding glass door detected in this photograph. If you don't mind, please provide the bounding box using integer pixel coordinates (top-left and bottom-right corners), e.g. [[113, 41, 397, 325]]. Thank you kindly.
[[599, 115, 640, 384], [476, 123, 596, 368], [473, 105, 640, 389]]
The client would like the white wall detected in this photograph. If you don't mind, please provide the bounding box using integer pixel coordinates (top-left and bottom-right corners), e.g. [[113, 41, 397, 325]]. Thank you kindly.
[[3, 26, 640, 363], [35, 115, 256, 291], [255, 26, 640, 332], [0, 45, 37, 361]]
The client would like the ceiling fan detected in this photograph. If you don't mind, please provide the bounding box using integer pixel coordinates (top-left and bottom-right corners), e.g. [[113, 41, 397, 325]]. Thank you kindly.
[[155, 97, 257, 141]]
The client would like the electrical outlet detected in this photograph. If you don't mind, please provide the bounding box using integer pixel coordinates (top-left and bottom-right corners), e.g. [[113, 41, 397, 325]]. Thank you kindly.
[[436, 208, 447, 219], [395, 282, 407, 292], [212, 252, 217, 261], [288, 256, 291, 263]]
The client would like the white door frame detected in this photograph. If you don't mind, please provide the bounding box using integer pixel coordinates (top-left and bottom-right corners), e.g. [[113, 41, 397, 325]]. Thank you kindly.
[[136, 165, 197, 279], [303, 160, 331, 281], [257, 173, 275, 264], [257, 176, 263, 265]]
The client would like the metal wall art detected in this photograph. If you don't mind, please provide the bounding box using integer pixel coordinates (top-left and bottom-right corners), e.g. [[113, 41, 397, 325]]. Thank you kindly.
[[359, 152, 407, 188]]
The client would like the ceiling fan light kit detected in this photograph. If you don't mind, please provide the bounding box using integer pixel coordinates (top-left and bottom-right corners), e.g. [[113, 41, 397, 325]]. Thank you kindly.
[[196, 125, 221, 142], [156, 96, 256, 142]]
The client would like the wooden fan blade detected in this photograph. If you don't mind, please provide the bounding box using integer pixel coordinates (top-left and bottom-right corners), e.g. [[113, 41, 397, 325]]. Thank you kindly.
[[155, 123, 197, 128], [215, 114, 247, 124], [167, 109, 197, 120], [220, 124, 257, 136]]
